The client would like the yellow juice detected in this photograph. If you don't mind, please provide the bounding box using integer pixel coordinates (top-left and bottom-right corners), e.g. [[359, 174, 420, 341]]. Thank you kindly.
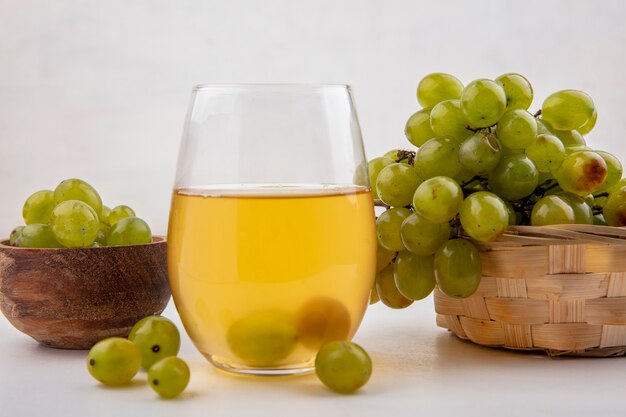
[[167, 185, 376, 370]]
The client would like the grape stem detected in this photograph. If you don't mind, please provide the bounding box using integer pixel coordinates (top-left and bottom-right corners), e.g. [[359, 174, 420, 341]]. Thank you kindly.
[[395, 150, 416, 165], [533, 109, 542, 118], [373, 200, 391, 209], [593, 192, 609, 199]]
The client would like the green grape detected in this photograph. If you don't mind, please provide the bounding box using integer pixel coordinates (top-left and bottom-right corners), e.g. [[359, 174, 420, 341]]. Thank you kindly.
[[376, 207, 412, 251], [53, 178, 103, 216], [595, 151, 623, 193], [375, 264, 413, 309], [376, 163, 422, 207], [578, 108, 598, 135], [128, 315, 181, 370], [369, 283, 380, 305], [555, 151, 608, 196], [488, 154, 539, 201], [148, 356, 190, 399], [393, 251, 436, 300], [400, 213, 450, 255], [565, 145, 592, 155], [95, 223, 110, 246], [368, 157, 395, 199], [541, 89, 595, 130], [536, 119, 553, 135], [108, 205, 136, 226], [603, 186, 626, 226], [297, 297, 351, 349], [22, 190, 55, 225], [87, 337, 141, 386], [460, 79, 507, 128], [9, 226, 24, 246], [106, 217, 152, 246], [503, 200, 517, 225], [496, 109, 537, 149], [417, 73, 464, 107], [376, 244, 396, 272], [50, 200, 99, 247], [593, 213, 607, 225], [495, 73, 533, 110], [554, 129, 586, 147], [227, 311, 297, 367], [384, 149, 410, 163], [459, 132, 501, 176], [429, 99, 472, 141], [608, 178, 626, 194], [414, 137, 462, 179], [16, 223, 61, 248], [454, 167, 477, 186], [315, 341, 372, 394], [405, 108, 436, 147], [413, 176, 463, 224], [582, 193, 595, 207], [100, 205, 111, 225], [459, 191, 509, 242], [500, 143, 525, 157], [555, 192, 593, 224], [531, 195, 576, 226], [525, 134, 566, 173], [434, 239, 481, 298]]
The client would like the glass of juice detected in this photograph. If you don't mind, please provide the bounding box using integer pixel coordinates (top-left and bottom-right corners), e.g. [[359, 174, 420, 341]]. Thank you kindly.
[[168, 84, 376, 376]]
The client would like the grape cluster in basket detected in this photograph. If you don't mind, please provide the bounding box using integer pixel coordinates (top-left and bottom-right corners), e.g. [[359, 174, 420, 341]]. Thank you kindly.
[[370, 72, 625, 307]]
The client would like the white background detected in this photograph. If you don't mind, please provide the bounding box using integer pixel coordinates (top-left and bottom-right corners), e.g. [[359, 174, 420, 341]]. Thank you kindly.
[[1, 0, 626, 235]]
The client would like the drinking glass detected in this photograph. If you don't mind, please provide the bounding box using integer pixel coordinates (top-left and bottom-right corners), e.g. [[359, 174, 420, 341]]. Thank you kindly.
[[168, 84, 376, 376]]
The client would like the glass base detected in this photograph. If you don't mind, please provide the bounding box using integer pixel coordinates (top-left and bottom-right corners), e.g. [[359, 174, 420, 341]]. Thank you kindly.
[[206, 354, 315, 377]]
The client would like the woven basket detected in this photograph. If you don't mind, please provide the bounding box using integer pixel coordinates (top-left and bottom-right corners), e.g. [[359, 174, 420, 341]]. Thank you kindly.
[[434, 224, 626, 357]]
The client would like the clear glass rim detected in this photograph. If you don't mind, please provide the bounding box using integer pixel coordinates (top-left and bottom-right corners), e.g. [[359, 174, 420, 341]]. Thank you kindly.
[[192, 83, 352, 92]]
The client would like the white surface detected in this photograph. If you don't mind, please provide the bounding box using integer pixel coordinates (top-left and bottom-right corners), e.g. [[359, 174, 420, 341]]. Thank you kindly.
[[1, 297, 625, 416]]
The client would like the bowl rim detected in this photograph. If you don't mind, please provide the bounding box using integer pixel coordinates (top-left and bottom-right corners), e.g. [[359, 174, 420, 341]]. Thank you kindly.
[[0, 235, 166, 250]]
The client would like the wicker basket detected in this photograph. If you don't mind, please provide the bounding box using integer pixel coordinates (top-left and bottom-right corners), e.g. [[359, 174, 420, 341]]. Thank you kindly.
[[434, 224, 626, 357]]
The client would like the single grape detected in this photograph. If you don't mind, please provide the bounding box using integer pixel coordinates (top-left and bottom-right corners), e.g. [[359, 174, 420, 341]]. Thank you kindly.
[[417, 73, 464, 107], [554, 129, 586, 147], [16, 223, 61, 248], [384, 149, 410, 163], [414, 137, 462, 179], [108, 205, 136, 226], [603, 186, 626, 226], [578, 108, 598, 135], [50, 200, 99, 247], [459, 132, 501, 176], [495, 73, 533, 110], [95, 222, 110, 246], [375, 264, 413, 309], [148, 356, 190, 399], [22, 190, 55, 225], [9, 226, 25, 246], [556, 192, 593, 224], [376, 163, 422, 207], [488, 154, 539, 201], [531, 195, 576, 226], [525, 134, 566, 173], [434, 239, 482, 298], [128, 315, 181, 370], [413, 176, 463, 224], [400, 213, 450, 255], [460, 79, 507, 128], [297, 297, 351, 350], [393, 251, 436, 301], [595, 151, 623, 193], [405, 108, 436, 147], [106, 216, 152, 246], [87, 337, 141, 386], [496, 109, 537, 149], [376, 244, 396, 272], [100, 205, 112, 225], [53, 178, 103, 216], [541, 90, 595, 130], [594, 213, 607, 225], [368, 157, 395, 199], [429, 99, 472, 141], [459, 191, 509, 242], [315, 341, 372, 394], [376, 207, 412, 252], [556, 151, 607, 196]]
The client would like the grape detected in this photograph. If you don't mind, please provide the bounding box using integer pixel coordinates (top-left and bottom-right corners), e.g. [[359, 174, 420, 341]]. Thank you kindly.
[[578, 108, 598, 135], [315, 341, 372, 394], [541, 89, 595, 130], [376, 163, 422, 207], [376, 244, 396, 272], [87, 337, 141, 386], [53, 178, 103, 216], [393, 251, 436, 300], [555, 151, 607, 196], [414, 137, 462, 179], [556, 192, 593, 224], [95, 223, 110, 246], [603, 186, 626, 226], [16, 223, 60, 248], [226, 311, 297, 366], [405, 108, 436, 147], [100, 205, 112, 225], [368, 157, 395, 199], [593, 213, 607, 225], [108, 205, 136, 226], [106, 217, 152, 246], [22, 190, 55, 225], [460, 79, 507, 128], [536, 119, 553, 135], [413, 176, 463, 224], [376, 207, 412, 252], [531, 195, 576, 226], [400, 213, 450, 255], [369, 284, 380, 305], [384, 149, 410, 163], [595, 151, 623, 193], [565, 145, 592, 156], [148, 357, 190, 399], [434, 239, 481, 298], [503, 200, 517, 225], [496, 109, 537, 149], [525, 134, 566, 173], [459, 132, 501, 176], [375, 264, 413, 309], [9, 226, 24, 246], [495, 73, 533, 110], [128, 315, 181, 370], [608, 178, 626, 194], [488, 154, 539, 201], [417, 73, 463, 107], [554, 129, 586, 147], [430, 99, 472, 141], [459, 191, 509, 242], [50, 200, 99, 247], [297, 297, 351, 350]]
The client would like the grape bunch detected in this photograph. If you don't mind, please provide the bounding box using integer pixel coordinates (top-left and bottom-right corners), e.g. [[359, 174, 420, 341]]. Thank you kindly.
[[8, 178, 152, 248], [370, 72, 624, 304]]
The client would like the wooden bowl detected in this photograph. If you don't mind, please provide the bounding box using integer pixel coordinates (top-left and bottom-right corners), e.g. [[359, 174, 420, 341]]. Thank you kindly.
[[0, 236, 170, 349]]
